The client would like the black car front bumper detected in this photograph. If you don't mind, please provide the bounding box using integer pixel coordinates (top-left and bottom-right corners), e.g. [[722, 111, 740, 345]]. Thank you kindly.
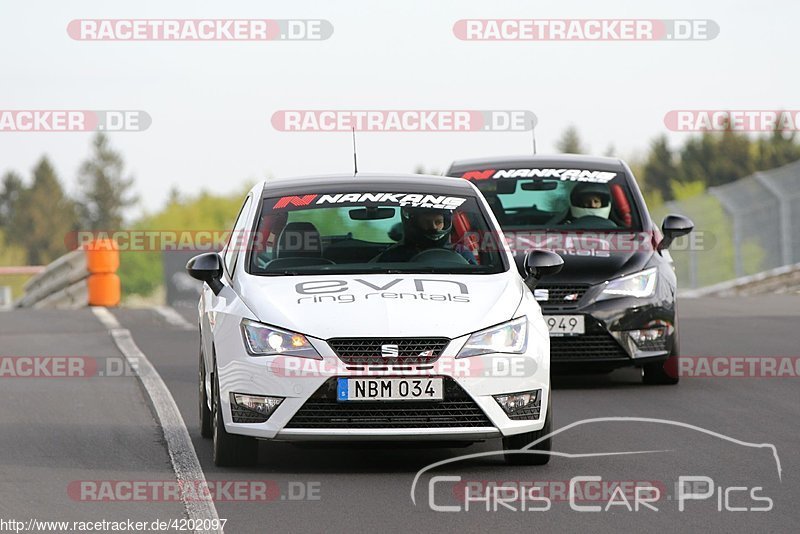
[[537, 282, 676, 372]]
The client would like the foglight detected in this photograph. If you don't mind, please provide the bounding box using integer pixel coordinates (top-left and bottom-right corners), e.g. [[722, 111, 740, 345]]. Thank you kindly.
[[230, 393, 283, 422], [629, 328, 664, 343], [494, 389, 541, 420]]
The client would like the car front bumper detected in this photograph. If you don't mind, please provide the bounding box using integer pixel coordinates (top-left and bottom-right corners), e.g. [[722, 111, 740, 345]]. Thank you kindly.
[[214, 327, 551, 441], [538, 282, 677, 371]]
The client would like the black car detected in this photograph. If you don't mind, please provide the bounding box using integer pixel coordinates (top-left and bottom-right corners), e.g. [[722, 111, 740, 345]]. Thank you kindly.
[[446, 154, 693, 384]]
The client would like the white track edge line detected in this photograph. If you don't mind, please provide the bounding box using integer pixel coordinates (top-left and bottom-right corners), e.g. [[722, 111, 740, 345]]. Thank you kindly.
[[154, 306, 195, 330], [91, 307, 222, 534]]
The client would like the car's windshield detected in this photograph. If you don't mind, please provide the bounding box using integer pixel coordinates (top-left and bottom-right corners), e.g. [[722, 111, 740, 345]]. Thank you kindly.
[[247, 190, 507, 276], [455, 168, 643, 231]]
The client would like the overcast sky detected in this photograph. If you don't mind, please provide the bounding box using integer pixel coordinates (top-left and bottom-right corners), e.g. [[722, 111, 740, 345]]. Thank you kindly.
[[1, 0, 796, 215]]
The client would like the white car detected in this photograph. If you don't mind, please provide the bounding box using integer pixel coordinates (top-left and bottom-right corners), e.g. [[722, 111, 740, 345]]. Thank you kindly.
[[188, 173, 563, 466]]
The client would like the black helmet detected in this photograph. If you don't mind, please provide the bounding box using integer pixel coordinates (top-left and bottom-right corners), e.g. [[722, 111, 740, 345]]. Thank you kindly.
[[401, 207, 453, 246]]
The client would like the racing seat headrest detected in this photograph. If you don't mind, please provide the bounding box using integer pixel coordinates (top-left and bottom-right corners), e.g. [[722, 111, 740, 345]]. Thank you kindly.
[[277, 222, 323, 258]]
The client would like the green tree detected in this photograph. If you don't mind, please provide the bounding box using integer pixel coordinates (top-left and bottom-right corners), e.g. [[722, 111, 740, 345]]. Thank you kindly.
[[753, 129, 800, 170], [77, 133, 138, 230], [643, 135, 680, 200], [0, 171, 24, 227], [10, 157, 78, 265], [556, 125, 586, 154], [118, 186, 251, 297]]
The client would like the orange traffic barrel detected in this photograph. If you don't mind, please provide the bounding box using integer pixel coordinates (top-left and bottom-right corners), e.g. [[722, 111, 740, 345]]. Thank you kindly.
[[87, 273, 121, 307], [84, 238, 120, 274]]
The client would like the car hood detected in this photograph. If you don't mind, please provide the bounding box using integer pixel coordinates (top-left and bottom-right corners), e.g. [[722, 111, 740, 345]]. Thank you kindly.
[[513, 232, 654, 285], [239, 272, 524, 340]]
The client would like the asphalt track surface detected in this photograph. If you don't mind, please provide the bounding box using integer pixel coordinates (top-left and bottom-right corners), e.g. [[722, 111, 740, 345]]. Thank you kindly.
[[1, 296, 798, 533]]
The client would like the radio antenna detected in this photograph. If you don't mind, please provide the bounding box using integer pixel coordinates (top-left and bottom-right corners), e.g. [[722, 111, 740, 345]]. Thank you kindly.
[[531, 119, 537, 155], [352, 127, 358, 176]]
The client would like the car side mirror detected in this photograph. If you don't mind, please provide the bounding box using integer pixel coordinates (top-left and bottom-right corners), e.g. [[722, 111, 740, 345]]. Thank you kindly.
[[516, 250, 564, 286], [186, 252, 224, 295], [659, 214, 694, 251]]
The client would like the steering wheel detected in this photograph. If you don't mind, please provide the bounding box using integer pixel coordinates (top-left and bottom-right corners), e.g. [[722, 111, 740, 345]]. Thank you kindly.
[[409, 248, 470, 265]]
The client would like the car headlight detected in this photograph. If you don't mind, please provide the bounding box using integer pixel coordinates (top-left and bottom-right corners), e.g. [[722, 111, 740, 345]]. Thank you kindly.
[[598, 268, 657, 300], [457, 317, 528, 358], [240, 319, 321, 359]]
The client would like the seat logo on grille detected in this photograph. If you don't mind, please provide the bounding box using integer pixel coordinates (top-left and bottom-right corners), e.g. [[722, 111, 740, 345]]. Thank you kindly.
[[381, 344, 399, 357], [533, 289, 549, 301]]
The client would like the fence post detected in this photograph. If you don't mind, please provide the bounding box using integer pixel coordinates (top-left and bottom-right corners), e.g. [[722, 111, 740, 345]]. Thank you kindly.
[[754, 172, 793, 267], [710, 189, 744, 278]]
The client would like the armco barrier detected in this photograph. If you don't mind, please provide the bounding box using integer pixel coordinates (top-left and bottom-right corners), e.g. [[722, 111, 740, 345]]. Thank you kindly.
[[680, 262, 800, 297], [16, 240, 120, 308]]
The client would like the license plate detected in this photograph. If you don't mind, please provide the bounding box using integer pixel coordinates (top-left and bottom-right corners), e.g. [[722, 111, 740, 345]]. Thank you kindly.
[[545, 315, 585, 336], [337, 377, 444, 401]]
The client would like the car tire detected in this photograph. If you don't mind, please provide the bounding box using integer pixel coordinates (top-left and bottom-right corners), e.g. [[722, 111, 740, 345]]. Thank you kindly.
[[642, 333, 680, 386], [503, 396, 553, 466], [198, 343, 213, 438], [212, 366, 258, 467]]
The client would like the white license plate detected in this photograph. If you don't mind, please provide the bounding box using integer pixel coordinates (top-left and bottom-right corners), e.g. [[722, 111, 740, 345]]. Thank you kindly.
[[337, 377, 444, 401], [545, 315, 585, 336]]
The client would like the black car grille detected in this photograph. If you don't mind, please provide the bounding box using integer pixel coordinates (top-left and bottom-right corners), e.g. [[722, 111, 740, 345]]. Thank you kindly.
[[285, 377, 492, 429], [230, 404, 270, 424], [328, 337, 449, 365], [536, 284, 589, 307], [497, 390, 542, 421], [550, 333, 629, 361], [631, 337, 669, 352]]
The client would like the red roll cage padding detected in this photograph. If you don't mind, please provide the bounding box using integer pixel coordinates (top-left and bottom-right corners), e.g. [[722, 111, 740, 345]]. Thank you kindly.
[[610, 184, 632, 227], [451, 210, 480, 263]]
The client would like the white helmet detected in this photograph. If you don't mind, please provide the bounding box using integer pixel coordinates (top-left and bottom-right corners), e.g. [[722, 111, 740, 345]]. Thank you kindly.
[[569, 183, 612, 219]]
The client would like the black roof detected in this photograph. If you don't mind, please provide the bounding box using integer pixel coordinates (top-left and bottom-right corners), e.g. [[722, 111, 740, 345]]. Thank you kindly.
[[447, 154, 627, 175], [260, 173, 477, 197]]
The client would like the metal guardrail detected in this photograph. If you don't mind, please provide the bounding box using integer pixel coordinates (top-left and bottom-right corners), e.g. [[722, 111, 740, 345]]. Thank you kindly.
[[680, 262, 800, 298], [15, 250, 90, 308], [15, 240, 120, 309]]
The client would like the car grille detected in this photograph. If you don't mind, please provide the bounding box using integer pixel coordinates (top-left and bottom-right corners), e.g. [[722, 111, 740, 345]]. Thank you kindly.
[[230, 404, 270, 424], [327, 337, 449, 365], [535, 284, 589, 308], [631, 337, 669, 352], [285, 377, 492, 429], [499, 390, 542, 421], [550, 333, 630, 361]]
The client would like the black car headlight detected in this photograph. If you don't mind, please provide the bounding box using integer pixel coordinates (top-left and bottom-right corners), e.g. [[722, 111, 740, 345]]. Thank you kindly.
[[597, 268, 657, 301]]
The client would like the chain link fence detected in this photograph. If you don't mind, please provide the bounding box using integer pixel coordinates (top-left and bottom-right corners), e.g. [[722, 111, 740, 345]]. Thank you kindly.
[[651, 160, 800, 289]]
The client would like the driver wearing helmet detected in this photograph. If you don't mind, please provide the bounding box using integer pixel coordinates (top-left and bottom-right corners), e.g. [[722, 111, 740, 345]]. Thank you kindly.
[[375, 207, 476, 264], [561, 183, 613, 224]]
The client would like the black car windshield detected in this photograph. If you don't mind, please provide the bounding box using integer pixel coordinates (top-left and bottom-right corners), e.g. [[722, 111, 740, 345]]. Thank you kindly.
[[247, 191, 507, 275], [456, 168, 643, 231]]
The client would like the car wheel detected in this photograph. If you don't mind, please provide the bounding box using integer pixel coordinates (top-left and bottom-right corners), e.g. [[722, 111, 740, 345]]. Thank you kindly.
[[642, 333, 680, 385], [503, 396, 553, 466], [212, 366, 258, 467], [198, 343, 212, 438]]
